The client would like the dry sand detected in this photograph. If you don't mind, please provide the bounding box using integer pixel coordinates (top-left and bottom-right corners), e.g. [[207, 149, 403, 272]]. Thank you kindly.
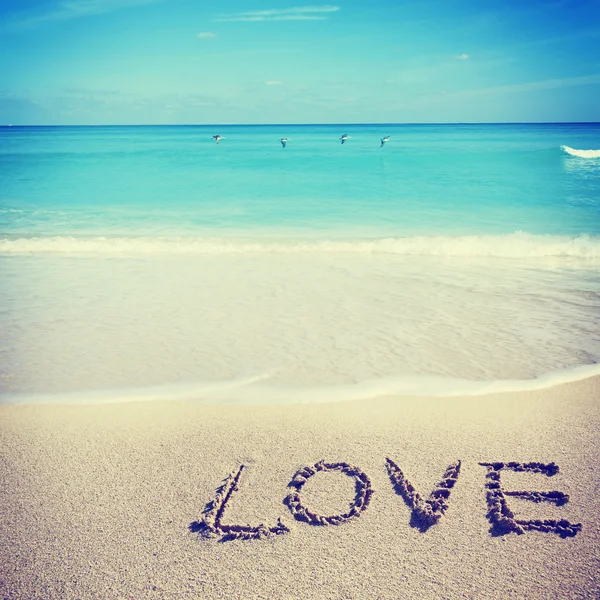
[[1, 376, 599, 599]]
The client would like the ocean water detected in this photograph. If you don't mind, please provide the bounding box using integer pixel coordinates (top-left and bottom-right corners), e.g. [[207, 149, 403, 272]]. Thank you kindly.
[[1, 123, 599, 403]]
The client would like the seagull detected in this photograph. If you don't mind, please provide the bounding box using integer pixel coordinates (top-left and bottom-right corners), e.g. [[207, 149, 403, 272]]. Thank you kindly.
[[380, 136, 391, 147], [212, 134, 223, 144], [340, 133, 351, 144], [280, 137, 290, 148]]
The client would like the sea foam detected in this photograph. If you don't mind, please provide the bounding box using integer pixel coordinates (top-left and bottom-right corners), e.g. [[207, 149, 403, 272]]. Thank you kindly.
[[1, 232, 600, 258], [2, 363, 599, 406]]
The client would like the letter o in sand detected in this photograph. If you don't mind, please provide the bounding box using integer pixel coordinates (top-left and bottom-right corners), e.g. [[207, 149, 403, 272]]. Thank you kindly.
[[285, 461, 374, 526]]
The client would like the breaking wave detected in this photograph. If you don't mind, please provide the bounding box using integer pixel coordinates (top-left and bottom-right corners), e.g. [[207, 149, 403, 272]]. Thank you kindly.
[[1, 232, 600, 258], [561, 145, 600, 159]]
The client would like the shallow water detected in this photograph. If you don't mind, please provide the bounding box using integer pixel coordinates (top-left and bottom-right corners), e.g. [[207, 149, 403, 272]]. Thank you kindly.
[[1, 124, 599, 402]]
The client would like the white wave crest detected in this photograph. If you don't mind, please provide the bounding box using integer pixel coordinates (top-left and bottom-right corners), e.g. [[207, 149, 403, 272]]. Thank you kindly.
[[1, 232, 600, 258], [2, 363, 599, 406], [561, 145, 600, 158]]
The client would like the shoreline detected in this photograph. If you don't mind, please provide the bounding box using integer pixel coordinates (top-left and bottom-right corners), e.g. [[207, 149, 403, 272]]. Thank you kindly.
[[1, 375, 598, 599], [2, 362, 600, 407]]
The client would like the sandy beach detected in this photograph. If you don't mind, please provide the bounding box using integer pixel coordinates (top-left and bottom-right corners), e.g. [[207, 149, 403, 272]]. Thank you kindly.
[[1, 376, 598, 600]]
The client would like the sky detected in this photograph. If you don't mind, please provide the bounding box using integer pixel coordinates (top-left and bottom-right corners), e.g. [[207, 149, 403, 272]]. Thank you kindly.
[[0, 0, 599, 124]]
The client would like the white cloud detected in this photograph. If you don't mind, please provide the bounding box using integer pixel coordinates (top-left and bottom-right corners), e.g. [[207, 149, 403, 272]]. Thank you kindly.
[[219, 15, 327, 21], [456, 53, 470, 60], [242, 5, 340, 15], [216, 5, 339, 22], [197, 32, 216, 39], [265, 81, 282, 85]]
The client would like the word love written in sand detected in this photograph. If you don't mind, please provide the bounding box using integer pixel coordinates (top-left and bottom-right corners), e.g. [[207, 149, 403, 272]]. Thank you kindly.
[[190, 459, 582, 541]]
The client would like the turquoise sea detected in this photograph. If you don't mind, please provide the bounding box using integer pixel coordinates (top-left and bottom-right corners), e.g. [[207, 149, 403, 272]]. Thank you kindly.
[[1, 123, 599, 402]]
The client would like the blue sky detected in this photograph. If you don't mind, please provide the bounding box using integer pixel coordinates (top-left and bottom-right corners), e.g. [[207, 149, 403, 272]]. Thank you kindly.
[[1, 0, 599, 124]]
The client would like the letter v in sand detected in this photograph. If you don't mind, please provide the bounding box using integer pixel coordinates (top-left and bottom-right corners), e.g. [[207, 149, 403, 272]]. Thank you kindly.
[[385, 458, 462, 531], [190, 465, 289, 541]]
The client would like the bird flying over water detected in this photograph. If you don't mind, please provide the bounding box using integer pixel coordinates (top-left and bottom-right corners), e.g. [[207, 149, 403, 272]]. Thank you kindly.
[[380, 136, 391, 147], [340, 134, 350, 144], [280, 137, 290, 148], [212, 134, 223, 144]]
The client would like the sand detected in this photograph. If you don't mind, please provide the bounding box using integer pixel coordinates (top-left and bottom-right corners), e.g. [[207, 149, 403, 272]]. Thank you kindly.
[[1, 376, 599, 599]]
